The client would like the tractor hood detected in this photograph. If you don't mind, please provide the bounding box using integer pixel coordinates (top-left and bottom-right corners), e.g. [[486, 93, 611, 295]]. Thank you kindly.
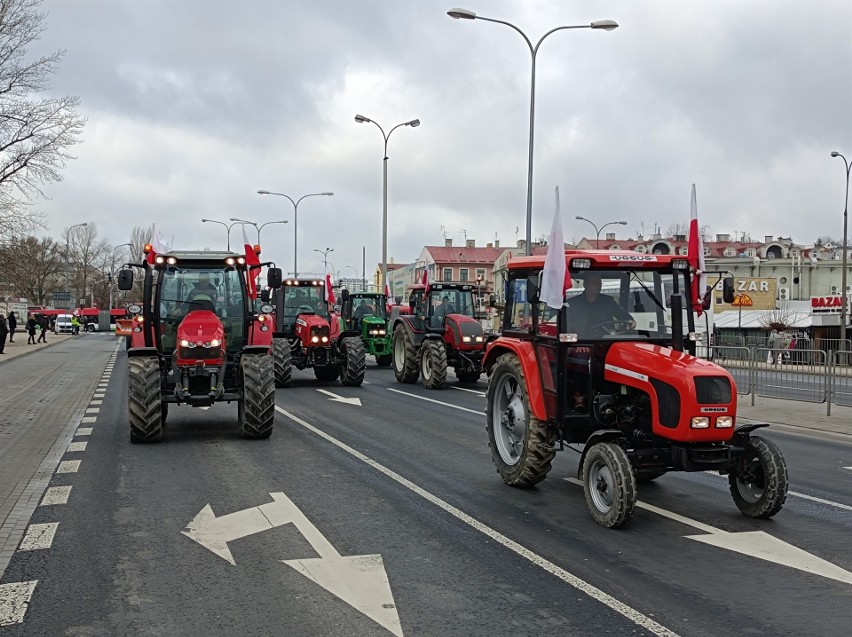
[[295, 313, 332, 346], [176, 310, 225, 365], [603, 342, 736, 441], [445, 313, 485, 350]]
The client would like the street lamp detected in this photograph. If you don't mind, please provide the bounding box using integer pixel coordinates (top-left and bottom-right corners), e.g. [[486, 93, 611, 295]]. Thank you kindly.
[[229, 217, 289, 245], [575, 216, 627, 246], [313, 247, 334, 274], [449, 8, 618, 256], [65, 222, 88, 309], [831, 151, 851, 347], [354, 113, 420, 290], [257, 190, 334, 277], [201, 218, 244, 251]]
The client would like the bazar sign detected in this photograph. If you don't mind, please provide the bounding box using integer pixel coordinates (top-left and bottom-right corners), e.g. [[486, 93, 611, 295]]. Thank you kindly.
[[810, 295, 848, 312]]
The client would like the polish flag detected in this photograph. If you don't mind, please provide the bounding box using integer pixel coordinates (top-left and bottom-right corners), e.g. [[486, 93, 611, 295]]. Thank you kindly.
[[243, 226, 261, 299], [541, 186, 571, 310], [421, 268, 429, 293], [324, 273, 335, 305], [687, 184, 707, 316], [385, 282, 393, 305]]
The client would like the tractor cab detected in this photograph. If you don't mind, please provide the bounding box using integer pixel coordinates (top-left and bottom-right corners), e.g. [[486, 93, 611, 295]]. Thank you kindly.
[[408, 284, 477, 331], [339, 290, 393, 366], [277, 279, 330, 333]]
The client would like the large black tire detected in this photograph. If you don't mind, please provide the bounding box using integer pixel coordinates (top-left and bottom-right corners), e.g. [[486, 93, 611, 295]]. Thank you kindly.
[[375, 353, 393, 367], [340, 337, 366, 386], [393, 324, 419, 384], [273, 337, 292, 388], [128, 356, 163, 443], [485, 353, 556, 487], [314, 365, 340, 381], [420, 339, 447, 390], [456, 369, 481, 384], [582, 442, 637, 529], [729, 435, 788, 518], [240, 353, 275, 439]]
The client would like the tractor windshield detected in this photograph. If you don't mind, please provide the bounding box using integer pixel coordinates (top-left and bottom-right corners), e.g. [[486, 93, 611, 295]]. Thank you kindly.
[[283, 285, 328, 319], [350, 294, 386, 320], [427, 288, 475, 327], [157, 265, 247, 352]]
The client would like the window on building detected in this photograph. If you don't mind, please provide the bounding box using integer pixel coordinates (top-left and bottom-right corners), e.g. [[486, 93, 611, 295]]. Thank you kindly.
[[460, 268, 469, 282], [443, 267, 453, 282]]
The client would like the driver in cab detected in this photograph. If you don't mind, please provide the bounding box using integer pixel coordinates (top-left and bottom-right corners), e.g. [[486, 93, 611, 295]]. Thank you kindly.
[[566, 273, 635, 337]]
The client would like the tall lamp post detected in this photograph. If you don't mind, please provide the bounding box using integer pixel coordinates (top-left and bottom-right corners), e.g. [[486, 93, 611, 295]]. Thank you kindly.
[[831, 151, 851, 347], [257, 190, 334, 277], [449, 8, 618, 256], [229, 217, 289, 245], [201, 218, 244, 251], [65, 222, 88, 309], [575, 216, 627, 246], [354, 114, 420, 290], [313, 247, 334, 274]]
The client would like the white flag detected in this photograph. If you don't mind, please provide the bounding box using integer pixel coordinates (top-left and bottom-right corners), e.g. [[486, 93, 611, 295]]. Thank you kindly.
[[541, 187, 566, 310], [151, 224, 170, 253]]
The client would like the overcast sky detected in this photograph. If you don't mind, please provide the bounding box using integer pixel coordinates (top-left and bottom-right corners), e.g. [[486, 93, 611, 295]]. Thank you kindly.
[[31, 0, 852, 277]]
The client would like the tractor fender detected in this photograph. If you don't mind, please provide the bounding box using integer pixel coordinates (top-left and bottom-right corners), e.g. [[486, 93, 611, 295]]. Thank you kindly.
[[241, 345, 270, 357], [483, 339, 547, 421], [127, 346, 160, 360], [576, 429, 624, 479], [393, 315, 425, 338]]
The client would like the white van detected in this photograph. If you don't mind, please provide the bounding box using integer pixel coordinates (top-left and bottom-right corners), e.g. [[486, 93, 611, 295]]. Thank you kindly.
[[54, 314, 74, 334]]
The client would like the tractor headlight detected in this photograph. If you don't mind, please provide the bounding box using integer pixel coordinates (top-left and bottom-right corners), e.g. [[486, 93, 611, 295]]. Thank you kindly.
[[715, 416, 733, 428], [260, 324, 269, 332], [321, 336, 329, 343], [378, 329, 386, 335], [180, 339, 189, 347], [209, 339, 220, 347], [462, 336, 471, 343], [690, 416, 710, 429], [475, 336, 483, 343], [311, 336, 319, 343], [672, 259, 689, 270], [225, 257, 235, 265]]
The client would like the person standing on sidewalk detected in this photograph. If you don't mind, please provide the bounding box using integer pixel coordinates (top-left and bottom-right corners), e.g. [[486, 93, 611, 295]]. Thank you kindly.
[[36, 314, 48, 343], [0, 314, 7, 353], [7, 311, 16, 343], [26, 314, 37, 344]]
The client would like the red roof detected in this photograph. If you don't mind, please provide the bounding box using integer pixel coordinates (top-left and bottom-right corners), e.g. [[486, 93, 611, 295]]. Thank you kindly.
[[424, 246, 506, 264]]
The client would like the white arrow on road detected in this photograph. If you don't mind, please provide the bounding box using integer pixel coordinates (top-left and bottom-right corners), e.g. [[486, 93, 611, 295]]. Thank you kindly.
[[566, 478, 852, 585], [316, 388, 362, 406], [182, 492, 401, 636]]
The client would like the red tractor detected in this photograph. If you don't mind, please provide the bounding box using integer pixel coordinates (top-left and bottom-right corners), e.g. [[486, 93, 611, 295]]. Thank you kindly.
[[270, 278, 366, 387], [484, 251, 788, 528], [116, 248, 282, 442], [391, 282, 485, 389]]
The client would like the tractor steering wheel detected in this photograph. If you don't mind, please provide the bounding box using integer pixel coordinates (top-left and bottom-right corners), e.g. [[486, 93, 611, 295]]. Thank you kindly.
[[591, 320, 634, 336]]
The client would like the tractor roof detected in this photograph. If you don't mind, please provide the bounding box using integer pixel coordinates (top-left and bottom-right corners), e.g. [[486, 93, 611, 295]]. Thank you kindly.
[[407, 282, 475, 292], [507, 250, 685, 271], [161, 250, 237, 259]]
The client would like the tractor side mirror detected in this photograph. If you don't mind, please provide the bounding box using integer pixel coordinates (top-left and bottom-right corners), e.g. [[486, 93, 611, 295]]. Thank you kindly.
[[340, 288, 350, 302], [488, 293, 496, 307], [722, 278, 735, 304], [117, 269, 134, 291], [702, 292, 712, 311], [527, 275, 541, 304], [260, 289, 270, 303], [266, 267, 283, 289]]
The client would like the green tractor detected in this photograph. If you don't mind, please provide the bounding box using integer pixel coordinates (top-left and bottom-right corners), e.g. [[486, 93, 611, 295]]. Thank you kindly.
[[339, 290, 393, 366]]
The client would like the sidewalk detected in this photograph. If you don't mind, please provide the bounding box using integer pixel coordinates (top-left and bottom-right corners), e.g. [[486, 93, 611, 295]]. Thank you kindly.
[[0, 332, 77, 363], [737, 396, 851, 437]]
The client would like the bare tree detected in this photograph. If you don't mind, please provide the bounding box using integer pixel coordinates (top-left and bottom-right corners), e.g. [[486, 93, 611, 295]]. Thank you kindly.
[[0, 0, 86, 240], [129, 224, 154, 263], [760, 301, 806, 333], [63, 223, 109, 306], [0, 234, 62, 303], [666, 222, 689, 238]]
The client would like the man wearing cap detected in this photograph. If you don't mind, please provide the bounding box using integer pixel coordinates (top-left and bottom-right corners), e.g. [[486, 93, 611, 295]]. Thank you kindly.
[[566, 273, 635, 337]]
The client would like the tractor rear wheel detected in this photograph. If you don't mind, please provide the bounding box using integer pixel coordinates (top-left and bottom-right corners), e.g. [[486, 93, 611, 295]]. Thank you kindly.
[[240, 353, 275, 439], [582, 442, 637, 528], [485, 353, 555, 487], [128, 356, 163, 443], [393, 324, 419, 383], [729, 435, 788, 518], [340, 337, 366, 386], [455, 369, 481, 384], [273, 337, 292, 388], [315, 365, 340, 381], [420, 339, 447, 389], [375, 353, 393, 367]]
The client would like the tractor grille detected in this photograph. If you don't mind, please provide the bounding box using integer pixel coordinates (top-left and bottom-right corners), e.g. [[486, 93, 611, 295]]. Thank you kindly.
[[694, 376, 732, 404], [179, 346, 222, 360], [650, 378, 680, 429]]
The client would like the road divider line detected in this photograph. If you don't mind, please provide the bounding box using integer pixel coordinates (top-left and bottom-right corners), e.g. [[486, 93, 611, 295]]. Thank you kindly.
[[75, 427, 93, 436], [66, 441, 87, 453], [701, 471, 852, 511], [56, 460, 80, 474], [19, 523, 58, 551], [41, 486, 72, 506], [0, 581, 37, 626], [274, 406, 680, 637], [451, 387, 486, 396], [387, 388, 483, 415]]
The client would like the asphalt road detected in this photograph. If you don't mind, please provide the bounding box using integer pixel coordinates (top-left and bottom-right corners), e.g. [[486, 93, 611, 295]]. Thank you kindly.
[[2, 335, 852, 636]]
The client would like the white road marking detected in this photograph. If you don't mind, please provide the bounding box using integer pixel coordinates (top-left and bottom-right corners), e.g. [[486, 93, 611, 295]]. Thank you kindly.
[[85, 407, 99, 414], [844, 467, 852, 471], [67, 441, 87, 453], [183, 492, 402, 636], [451, 386, 486, 396], [19, 523, 59, 551], [274, 406, 680, 637], [41, 486, 72, 506], [316, 389, 362, 406], [0, 581, 37, 626], [702, 471, 852, 511], [93, 394, 105, 399], [75, 427, 93, 436], [90, 400, 102, 405], [81, 417, 96, 424], [387, 388, 483, 416], [566, 477, 852, 585], [56, 460, 80, 474]]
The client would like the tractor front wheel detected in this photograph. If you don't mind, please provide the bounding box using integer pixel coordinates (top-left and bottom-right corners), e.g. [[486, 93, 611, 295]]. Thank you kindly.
[[128, 356, 163, 443], [240, 353, 275, 439], [393, 324, 419, 383], [340, 337, 366, 386], [485, 353, 555, 487], [273, 337, 292, 388], [729, 435, 788, 518], [420, 339, 447, 389], [582, 442, 637, 529]]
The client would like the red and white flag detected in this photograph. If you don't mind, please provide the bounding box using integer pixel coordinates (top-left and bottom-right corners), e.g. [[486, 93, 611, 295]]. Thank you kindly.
[[385, 282, 393, 305], [541, 186, 571, 309], [421, 268, 429, 294], [324, 273, 335, 305], [687, 184, 707, 316], [242, 226, 261, 299]]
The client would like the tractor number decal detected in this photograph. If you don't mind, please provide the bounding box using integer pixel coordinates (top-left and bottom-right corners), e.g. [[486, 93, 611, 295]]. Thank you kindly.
[[296, 318, 307, 327], [604, 364, 649, 382], [608, 255, 657, 262], [701, 407, 728, 413]]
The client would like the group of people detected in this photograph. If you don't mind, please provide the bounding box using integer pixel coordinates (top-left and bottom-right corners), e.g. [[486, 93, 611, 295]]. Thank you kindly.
[[0, 311, 38, 353]]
